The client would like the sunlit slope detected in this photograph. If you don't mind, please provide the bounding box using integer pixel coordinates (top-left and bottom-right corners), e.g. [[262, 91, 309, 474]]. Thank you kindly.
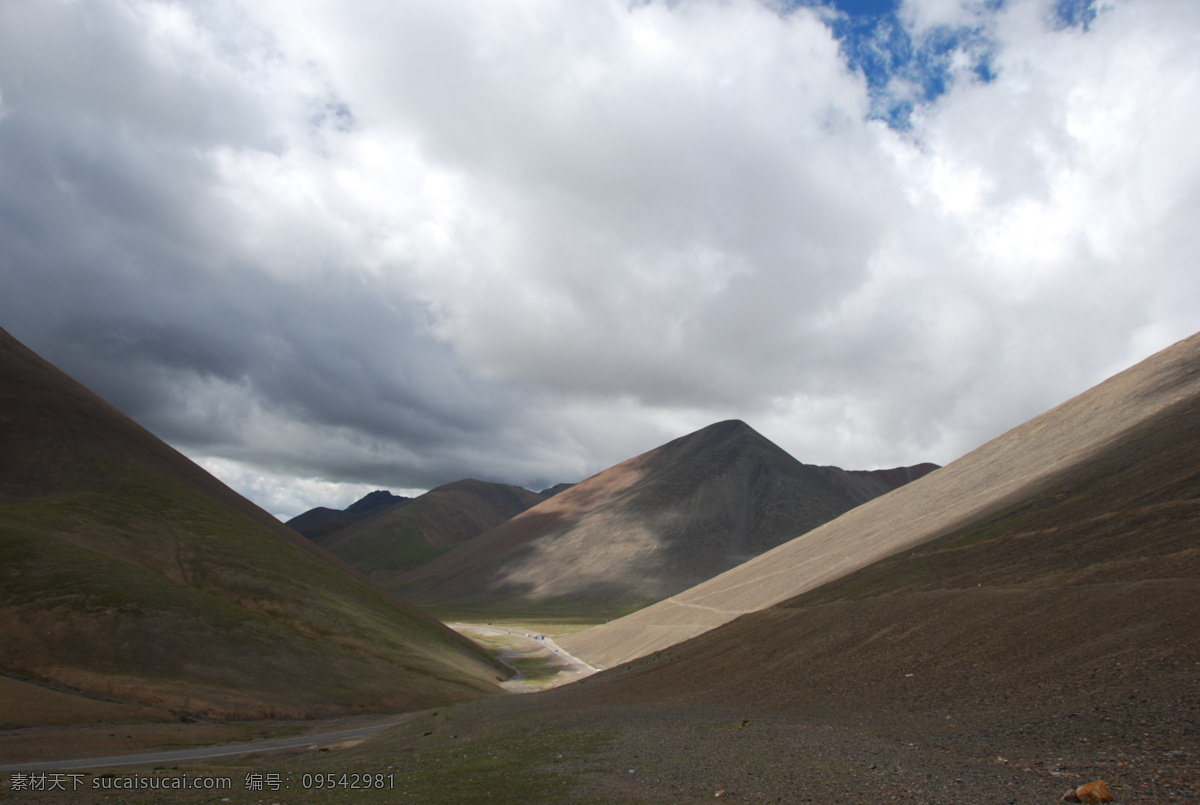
[[0, 326, 505, 724], [398, 420, 934, 614], [562, 331, 1200, 669]]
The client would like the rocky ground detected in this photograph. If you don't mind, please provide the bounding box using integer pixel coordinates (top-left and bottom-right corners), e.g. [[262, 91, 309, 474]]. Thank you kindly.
[[561, 704, 1198, 803], [1, 659, 1195, 804]]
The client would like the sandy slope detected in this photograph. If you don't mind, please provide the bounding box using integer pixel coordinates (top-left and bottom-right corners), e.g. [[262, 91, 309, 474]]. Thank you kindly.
[[562, 330, 1200, 669]]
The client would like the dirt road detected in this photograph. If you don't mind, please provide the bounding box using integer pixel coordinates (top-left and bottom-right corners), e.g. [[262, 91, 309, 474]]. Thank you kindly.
[[0, 719, 411, 772]]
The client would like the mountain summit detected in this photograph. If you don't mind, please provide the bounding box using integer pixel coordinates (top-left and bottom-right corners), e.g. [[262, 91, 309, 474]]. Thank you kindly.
[[397, 419, 935, 613], [286, 490, 412, 540]]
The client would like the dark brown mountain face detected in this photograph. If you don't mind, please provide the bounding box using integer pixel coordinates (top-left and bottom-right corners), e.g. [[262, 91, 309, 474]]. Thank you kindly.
[[286, 490, 412, 540], [396, 419, 935, 613], [316, 479, 546, 578], [0, 326, 505, 726], [0, 327, 298, 539]]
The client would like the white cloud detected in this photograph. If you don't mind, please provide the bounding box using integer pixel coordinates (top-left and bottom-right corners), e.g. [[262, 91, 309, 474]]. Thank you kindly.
[[1, 0, 1198, 515], [195, 456, 427, 521]]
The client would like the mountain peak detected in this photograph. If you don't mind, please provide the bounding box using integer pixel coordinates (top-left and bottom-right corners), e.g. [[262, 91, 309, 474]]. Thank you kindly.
[[309, 479, 546, 577], [702, 418, 752, 433], [397, 418, 934, 614], [344, 489, 410, 516]]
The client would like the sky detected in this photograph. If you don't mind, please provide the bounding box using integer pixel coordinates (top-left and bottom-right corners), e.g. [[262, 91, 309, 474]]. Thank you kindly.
[[1, 0, 1198, 520]]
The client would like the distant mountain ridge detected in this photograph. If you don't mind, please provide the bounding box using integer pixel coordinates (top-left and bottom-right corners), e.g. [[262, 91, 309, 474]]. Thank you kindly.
[[345, 489, 408, 516], [286, 490, 411, 539], [396, 420, 936, 613], [307, 480, 546, 579]]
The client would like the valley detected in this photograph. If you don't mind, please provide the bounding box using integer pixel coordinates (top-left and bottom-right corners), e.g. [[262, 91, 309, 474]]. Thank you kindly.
[[2, 326, 1199, 802], [448, 623, 597, 692]]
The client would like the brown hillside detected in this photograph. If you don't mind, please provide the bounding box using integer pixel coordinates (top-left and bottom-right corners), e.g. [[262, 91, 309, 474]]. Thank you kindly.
[[286, 490, 411, 540], [1, 329, 311, 548], [319, 479, 546, 577], [0, 326, 506, 725], [397, 420, 935, 613], [561, 331, 1200, 669]]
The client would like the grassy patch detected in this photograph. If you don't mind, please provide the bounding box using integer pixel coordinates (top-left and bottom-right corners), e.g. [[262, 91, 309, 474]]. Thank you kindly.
[[343, 727, 611, 803], [0, 460, 507, 721], [331, 503, 455, 574], [505, 654, 561, 686], [86, 715, 617, 804]]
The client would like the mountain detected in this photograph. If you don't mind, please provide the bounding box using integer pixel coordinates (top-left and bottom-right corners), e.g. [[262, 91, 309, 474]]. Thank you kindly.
[[0, 326, 506, 727], [561, 330, 1200, 669], [351, 332, 1200, 803], [313, 479, 546, 578], [286, 490, 411, 540], [396, 420, 936, 615]]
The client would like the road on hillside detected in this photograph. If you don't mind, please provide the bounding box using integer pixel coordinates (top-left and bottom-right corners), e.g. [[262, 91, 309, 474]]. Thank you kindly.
[[0, 720, 411, 772]]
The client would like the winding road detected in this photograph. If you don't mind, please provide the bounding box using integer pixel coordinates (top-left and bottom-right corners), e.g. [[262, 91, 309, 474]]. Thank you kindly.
[[0, 720, 411, 772], [1, 623, 597, 772]]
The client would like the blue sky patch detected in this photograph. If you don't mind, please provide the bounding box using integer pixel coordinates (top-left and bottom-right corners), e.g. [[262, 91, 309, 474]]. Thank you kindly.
[[787, 0, 1001, 128], [1052, 0, 1099, 29], [828, 0, 899, 14], [788, 0, 1104, 127]]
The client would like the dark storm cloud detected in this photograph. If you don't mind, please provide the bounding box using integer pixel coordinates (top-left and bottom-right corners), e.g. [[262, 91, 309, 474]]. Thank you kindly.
[[0, 0, 528, 493], [2, 0, 1199, 519]]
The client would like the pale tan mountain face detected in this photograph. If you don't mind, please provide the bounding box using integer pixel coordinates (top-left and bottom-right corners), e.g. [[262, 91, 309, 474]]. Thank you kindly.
[[397, 419, 935, 613], [561, 330, 1200, 669]]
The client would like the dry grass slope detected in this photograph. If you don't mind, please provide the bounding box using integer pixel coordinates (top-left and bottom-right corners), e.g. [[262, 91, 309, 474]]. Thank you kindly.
[[0, 326, 507, 726]]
